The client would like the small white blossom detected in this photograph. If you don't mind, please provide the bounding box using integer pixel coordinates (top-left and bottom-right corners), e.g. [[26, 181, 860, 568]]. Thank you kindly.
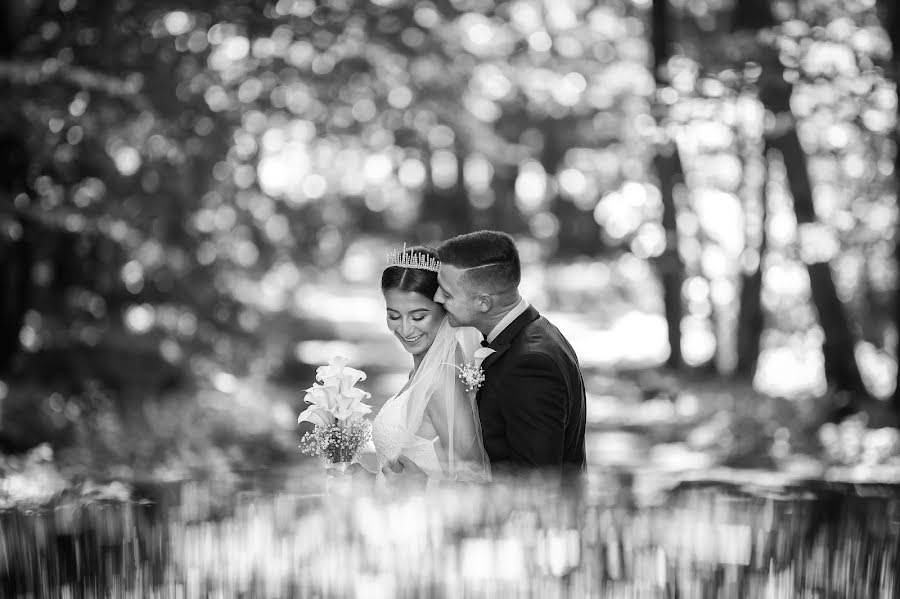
[[454, 362, 487, 393]]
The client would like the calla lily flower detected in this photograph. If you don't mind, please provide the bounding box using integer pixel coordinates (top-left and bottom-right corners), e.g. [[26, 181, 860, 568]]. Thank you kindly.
[[316, 356, 367, 392], [304, 384, 339, 412], [316, 355, 349, 375], [298, 405, 333, 427], [300, 356, 372, 424], [473, 347, 496, 367], [333, 388, 372, 422]]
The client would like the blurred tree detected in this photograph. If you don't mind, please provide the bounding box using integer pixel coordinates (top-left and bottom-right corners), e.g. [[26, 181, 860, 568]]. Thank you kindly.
[[0, 0, 254, 390], [734, 0, 868, 398], [0, 131, 35, 376], [877, 0, 900, 415], [0, 0, 532, 388], [734, 157, 767, 378], [0, 0, 42, 375], [651, 0, 687, 370], [732, 0, 770, 380]]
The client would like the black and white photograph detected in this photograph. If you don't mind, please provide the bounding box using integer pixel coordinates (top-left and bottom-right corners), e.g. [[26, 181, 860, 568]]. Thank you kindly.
[[1, 0, 900, 596]]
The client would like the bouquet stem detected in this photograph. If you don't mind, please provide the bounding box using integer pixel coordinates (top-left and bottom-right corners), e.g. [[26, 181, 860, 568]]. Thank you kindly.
[[324, 458, 354, 496]]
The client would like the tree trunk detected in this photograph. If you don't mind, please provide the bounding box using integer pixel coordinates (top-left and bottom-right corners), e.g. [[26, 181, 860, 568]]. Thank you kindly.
[[893, 128, 900, 411], [421, 144, 475, 239], [0, 0, 41, 57], [653, 146, 686, 368], [737, 0, 867, 396], [727, 0, 778, 383], [759, 75, 867, 396], [651, 0, 669, 80], [482, 163, 516, 231], [0, 133, 32, 375], [652, 0, 686, 369], [734, 255, 764, 376], [0, 1, 43, 375], [877, 0, 900, 414], [0, 227, 32, 375], [735, 154, 767, 377]]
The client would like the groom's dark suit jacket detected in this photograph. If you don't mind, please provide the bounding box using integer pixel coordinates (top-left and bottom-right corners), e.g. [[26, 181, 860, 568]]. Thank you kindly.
[[477, 305, 586, 473]]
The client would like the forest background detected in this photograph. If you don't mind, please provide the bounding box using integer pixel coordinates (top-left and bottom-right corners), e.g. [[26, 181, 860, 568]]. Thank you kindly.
[[1, 0, 899, 500]]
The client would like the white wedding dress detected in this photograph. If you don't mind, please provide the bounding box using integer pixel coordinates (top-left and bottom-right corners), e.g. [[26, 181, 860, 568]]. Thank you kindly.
[[371, 387, 444, 486], [361, 317, 491, 487]]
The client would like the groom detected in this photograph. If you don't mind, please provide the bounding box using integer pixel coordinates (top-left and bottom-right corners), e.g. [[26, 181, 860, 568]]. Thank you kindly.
[[434, 230, 586, 474]]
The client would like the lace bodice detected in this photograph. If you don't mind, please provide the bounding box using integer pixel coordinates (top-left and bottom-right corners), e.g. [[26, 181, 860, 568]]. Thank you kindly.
[[372, 390, 410, 466]]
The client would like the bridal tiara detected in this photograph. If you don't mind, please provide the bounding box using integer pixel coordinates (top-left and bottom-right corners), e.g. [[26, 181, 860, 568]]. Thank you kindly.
[[386, 243, 441, 272]]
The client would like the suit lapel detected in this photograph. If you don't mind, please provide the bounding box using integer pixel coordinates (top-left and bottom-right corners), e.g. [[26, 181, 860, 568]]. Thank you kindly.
[[479, 305, 540, 372], [479, 345, 509, 373]]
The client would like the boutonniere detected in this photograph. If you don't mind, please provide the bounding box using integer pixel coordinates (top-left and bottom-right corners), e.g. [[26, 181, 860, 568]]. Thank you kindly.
[[448, 347, 495, 393]]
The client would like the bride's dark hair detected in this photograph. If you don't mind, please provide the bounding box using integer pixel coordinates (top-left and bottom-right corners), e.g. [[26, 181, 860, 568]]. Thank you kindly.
[[381, 245, 440, 300]]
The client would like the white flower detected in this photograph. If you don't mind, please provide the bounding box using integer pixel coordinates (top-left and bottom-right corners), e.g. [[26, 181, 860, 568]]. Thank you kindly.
[[298, 384, 336, 427], [333, 385, 372, 422], [473, 347, 495, 369], [316, 355, 367, 395], [299, 356, 372, 426], [297, 404, 332, 427], [453, 362, 487, 393]]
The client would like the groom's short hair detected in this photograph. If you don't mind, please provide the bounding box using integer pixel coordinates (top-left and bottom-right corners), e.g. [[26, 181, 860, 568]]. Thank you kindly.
[[438, 230, 520, 295]]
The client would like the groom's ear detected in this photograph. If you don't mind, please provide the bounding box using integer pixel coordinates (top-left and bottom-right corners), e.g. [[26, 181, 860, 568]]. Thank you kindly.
[[475, 294, 493, 313]]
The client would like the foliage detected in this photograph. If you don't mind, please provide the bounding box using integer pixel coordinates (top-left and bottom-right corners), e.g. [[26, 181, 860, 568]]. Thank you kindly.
[[0, 0, 899, 477]]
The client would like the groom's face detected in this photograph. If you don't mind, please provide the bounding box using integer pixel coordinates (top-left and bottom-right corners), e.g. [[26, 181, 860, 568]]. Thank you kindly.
[[434, 265, 479, 328]]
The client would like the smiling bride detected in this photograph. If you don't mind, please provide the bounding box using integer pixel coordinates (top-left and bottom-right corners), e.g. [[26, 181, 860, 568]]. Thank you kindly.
[[360, 244, 491, 488]]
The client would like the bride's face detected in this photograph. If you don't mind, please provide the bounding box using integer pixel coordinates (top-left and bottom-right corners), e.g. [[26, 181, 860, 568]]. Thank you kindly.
[[383, 289, 445, 357]]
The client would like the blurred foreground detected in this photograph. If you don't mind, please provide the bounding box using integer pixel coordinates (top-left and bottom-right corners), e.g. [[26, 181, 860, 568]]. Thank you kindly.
[[2, 465, 899, 598]]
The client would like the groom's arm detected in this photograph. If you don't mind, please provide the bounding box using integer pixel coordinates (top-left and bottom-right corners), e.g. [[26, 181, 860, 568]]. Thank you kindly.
[[498, 352, 568, 468]]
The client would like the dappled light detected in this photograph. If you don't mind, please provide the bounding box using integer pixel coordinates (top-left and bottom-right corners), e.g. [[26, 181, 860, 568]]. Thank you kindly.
[[2, 0, 900, 594]]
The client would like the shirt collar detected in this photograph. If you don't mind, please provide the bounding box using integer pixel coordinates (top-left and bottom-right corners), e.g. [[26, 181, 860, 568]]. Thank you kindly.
[[486, 298, 529, 344]]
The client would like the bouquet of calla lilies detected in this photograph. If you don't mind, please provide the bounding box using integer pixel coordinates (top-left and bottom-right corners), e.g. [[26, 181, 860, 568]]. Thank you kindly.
[[298, 356, 373, 465]]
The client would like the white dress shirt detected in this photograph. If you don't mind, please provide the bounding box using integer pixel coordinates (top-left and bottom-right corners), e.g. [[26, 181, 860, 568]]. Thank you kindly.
[[486, 298, 530, 344]]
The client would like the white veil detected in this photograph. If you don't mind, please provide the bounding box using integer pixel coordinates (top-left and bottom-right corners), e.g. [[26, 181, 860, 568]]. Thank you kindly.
[[401, 317, 491, 483]]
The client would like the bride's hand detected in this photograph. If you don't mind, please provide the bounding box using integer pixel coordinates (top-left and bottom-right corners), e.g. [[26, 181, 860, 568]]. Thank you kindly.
[[380, 460, 403, 477], [381, 456, 427, 487], [382, 460, 401, 474]]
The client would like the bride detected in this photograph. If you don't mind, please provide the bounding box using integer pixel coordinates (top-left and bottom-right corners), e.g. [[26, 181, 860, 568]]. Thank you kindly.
[[359, 244, 491, 487]]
